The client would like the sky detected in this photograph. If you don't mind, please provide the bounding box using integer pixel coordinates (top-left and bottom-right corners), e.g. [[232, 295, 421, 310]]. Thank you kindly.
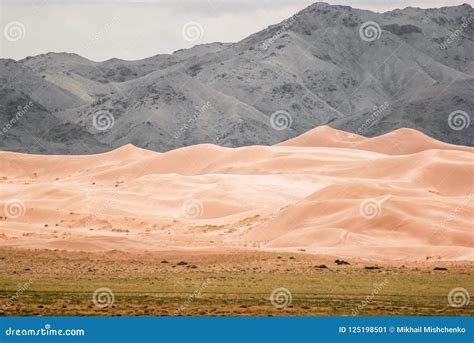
[[0, 0, 470, 61]]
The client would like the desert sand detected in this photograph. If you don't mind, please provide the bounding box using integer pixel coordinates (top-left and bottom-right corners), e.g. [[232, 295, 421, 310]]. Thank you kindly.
[[0, 126, 473, 261]]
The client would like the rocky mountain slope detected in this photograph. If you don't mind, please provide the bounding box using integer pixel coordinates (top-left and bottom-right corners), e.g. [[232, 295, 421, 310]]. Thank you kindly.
[[0, 2, 473, 154]]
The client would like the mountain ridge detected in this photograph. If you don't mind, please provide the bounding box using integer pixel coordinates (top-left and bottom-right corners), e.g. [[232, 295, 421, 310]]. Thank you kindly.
[[0, 2, 473, 154]]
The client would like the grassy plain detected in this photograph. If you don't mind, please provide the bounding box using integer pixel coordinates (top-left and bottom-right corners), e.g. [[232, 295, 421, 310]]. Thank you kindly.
[[0, 248, 472, 316]]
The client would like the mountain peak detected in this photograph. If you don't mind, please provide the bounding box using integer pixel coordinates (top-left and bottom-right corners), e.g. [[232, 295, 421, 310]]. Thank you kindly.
[[1, 3, 472, 155]]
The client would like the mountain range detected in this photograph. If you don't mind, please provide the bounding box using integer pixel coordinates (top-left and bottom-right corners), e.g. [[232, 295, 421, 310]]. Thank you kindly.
[[0, 2, 473, 154]]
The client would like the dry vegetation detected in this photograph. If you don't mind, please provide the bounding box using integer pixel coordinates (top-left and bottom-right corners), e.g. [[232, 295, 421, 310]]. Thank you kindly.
[[0, 248, 472, 316]]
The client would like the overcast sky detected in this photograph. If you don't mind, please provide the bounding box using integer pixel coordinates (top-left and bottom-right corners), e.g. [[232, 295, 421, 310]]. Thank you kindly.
[[0, 0, 469, 61]]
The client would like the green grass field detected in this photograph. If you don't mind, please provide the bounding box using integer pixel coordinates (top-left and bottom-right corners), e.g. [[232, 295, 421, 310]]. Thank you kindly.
[[0, 248, 472, 316]]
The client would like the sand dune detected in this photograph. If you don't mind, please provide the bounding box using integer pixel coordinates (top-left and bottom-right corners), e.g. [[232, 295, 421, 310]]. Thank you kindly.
[[0, 126, 473, 261], [278, 126, 474, 155]]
